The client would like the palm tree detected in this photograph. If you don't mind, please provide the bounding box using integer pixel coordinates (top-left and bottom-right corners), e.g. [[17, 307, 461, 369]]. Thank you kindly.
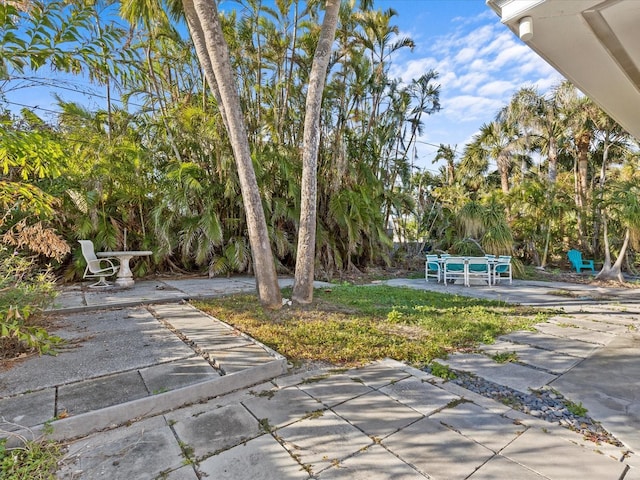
[[293, 0, 342, 304], [433, 144, 456, 185], [121, 0, 282, 307], [597, 179, 640, 282], [469, 120, 522, 195]]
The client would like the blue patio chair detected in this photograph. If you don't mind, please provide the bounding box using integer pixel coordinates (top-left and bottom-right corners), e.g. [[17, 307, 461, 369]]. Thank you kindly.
[[493, 255, 512, 285], [443, 256, 466, 285], [466, 256, 491, 286], [425, 255, 441, 283], [567, 249, 595, 273]]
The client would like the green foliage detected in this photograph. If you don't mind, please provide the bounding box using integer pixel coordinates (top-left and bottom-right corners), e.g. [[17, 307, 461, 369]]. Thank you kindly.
[[193, 285, 544, 366], [2, 0, 639, 280], [0, 248, 62, 359], [491, 351, 519, 364], [564, 399, 588, 417], [0, 436, 62, 480], [429, 361, 457, 380]]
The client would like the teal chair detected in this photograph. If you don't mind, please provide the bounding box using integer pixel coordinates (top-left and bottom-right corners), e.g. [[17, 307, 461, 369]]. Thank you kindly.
[[467, 256, 491, 286], [493, 256, 512, 285], [567, 249, 595, 273], [443, 257, 466, 285], [425, 255, 441, 282]]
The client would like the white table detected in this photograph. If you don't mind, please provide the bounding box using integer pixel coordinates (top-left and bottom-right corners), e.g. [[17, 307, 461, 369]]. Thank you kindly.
[[436, 256, 498, 286], [96, 251, 152, 287]]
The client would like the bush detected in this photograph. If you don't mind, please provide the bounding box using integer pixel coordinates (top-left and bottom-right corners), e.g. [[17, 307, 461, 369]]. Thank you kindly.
[[0, 247, 62, 359]]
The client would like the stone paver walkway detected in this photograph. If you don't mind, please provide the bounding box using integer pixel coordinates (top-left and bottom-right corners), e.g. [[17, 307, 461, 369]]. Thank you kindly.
[[1, 276, 639, 479]]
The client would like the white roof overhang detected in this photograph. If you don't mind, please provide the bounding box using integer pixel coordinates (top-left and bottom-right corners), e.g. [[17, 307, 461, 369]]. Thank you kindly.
[[486, 0, 640, 140]]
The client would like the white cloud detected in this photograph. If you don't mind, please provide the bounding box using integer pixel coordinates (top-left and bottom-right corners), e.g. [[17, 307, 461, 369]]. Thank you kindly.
[[455, 47, 476, 64], [441, 95, 504, 123], [390, 56, 440, 83], [478, 80, 517, 97]]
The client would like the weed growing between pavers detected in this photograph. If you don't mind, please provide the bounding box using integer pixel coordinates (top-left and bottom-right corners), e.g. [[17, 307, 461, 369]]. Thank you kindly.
[[491, 351, 519, 363], [0, 429, 64, 480], [193, 285, 547, 367]]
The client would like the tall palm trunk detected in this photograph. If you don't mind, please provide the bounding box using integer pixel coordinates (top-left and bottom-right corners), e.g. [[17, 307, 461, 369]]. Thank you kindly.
[[185, 0, 281, 308], [292, 0, 341, 304], [547, 136, 558, 183]]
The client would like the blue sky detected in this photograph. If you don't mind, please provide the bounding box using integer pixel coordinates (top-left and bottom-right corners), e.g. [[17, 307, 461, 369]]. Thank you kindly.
[[5, 0, 565, 172], [375, 0, 564, 171]]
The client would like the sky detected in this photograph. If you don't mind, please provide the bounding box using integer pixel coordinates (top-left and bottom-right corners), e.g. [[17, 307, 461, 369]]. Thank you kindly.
[[4, 0, 565, 172], [375, 0, 564, 172]]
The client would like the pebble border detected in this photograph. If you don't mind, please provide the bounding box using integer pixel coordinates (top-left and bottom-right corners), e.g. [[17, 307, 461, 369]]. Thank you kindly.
[[425, 366, 623, 447]]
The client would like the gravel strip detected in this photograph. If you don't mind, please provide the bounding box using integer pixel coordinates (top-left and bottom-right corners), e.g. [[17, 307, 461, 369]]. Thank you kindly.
[[424, 366, 623, 447]]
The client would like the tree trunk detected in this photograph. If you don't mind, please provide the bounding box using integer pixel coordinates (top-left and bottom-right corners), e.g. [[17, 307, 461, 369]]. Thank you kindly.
[[182, 0, 229, 129], [547, 136, 558, 183], [292, 0, 341, 304], [596, 221, 628, 283], [497, 153, 510, 194], [186, 0, 281, 308]]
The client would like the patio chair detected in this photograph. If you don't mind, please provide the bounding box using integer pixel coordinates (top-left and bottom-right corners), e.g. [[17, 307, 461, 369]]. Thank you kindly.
[[78, 240, 119, 287], [493, 255, 512, 285], [466, 256, 491, 286], [567, 249, 595, 273], [443, 257, 466, 285], [425, 255, 441, 283]]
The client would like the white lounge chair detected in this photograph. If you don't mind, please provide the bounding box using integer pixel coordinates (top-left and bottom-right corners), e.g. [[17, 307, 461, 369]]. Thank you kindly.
[[79, 240, 119, 287]]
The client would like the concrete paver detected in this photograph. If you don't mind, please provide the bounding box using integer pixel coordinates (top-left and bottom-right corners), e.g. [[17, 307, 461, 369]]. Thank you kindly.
[[441, 352, 557, 392], [479, 340, 581, 374], [56, 416, 186, 480], [384, 416, 495, 480], [169, 403, 261, 459], [330, 389, 424, 438], [547, 315, 631, 334], [379, 377, 460, 415], [296, 373, 373, 407], [468, 455, 547, 479], [277, 410, 372, 475], [197, 433, 308, 480], [241, 386, 323, 429], [0, 389, 55, 431], [535, 321, 616, 345], [138, 356, 220, 393], [316, 444, 426, 479], [501, 330, 600, 357], [428, 401, 526, 452], [551, 333, 640, 452], [500, 427, 628, 479], [57, 370, 149, 416]]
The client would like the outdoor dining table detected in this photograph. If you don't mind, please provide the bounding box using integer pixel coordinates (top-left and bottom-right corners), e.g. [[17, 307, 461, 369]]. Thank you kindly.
[[435, 256, 499, 286], [96, 250, 152, 288]]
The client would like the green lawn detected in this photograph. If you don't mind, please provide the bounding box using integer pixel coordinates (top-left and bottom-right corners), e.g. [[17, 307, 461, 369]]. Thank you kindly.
[[193, 284, 549, 367]]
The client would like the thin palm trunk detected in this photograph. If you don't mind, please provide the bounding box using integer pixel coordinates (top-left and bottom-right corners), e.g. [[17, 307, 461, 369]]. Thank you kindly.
[[293, 0, 341, 304], [182, 1, 228, 129], [186, 0, 281, 308]]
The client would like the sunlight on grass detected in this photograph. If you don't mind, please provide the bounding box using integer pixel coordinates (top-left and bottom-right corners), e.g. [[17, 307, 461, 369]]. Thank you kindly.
[[192, 285, 548, 367]]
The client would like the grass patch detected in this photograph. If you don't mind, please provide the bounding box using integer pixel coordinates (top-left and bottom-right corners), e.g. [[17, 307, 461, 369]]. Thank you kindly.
[[0, 436, 63, 480], [193, 285, 547, 367], [429, 361, 457, 380], [491, 351, 519, 363], [564, 399, 588, 417]]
